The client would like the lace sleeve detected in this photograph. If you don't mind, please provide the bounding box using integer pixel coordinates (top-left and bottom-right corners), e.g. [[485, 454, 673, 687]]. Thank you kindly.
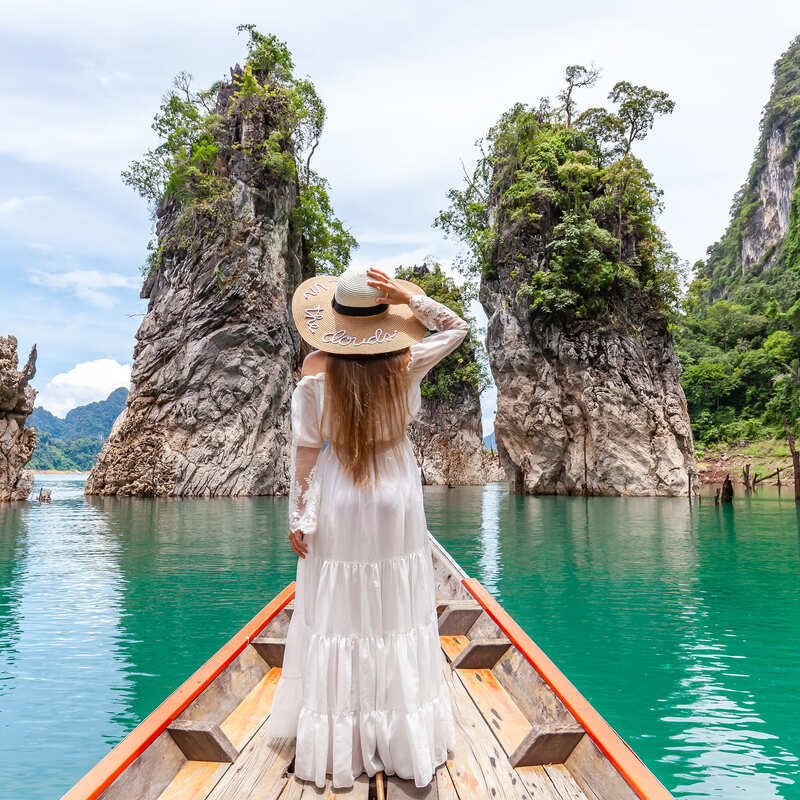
[[288, 378, 323, 537], [406, 294, 470, 379]]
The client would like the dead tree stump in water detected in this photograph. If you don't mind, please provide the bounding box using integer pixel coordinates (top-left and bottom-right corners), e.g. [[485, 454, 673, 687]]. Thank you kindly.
[[721, 474, 734, 504]]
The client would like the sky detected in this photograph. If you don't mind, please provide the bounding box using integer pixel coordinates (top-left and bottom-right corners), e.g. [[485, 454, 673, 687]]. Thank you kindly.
[[1, 1, 799, 431]]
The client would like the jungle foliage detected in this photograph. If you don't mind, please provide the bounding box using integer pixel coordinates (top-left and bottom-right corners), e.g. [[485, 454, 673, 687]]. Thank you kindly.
[[122, 24, 356, 277], [675, 35, 800, 446], [434, 65, 683, 323]]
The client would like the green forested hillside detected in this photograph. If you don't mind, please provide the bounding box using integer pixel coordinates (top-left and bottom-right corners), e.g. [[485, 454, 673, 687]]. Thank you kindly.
[[676, 35, 800, 446], [28, 387, 128, 470], [29, 432, 106, 471], [31, 387, 128, 439]]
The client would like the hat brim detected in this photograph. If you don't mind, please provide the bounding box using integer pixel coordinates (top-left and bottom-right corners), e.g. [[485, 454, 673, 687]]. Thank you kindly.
[[291, 275, 429, 355]]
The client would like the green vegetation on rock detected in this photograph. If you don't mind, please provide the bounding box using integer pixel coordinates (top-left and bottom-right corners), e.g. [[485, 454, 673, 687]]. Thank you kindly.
[[122, 24, 356, 278], [434, 64, 683, 324], [698, 35, 800, 299]]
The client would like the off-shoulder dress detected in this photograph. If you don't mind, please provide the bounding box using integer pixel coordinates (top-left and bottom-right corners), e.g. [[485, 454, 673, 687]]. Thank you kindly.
[[264, 294, 469, 788]]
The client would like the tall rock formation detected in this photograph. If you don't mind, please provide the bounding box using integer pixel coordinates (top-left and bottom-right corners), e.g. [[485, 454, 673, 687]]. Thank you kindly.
[[466, 101, 697, 496], [407, 388, 493, 485], [0, 337, 37, 502], [676, 35, 800, 447], [85, 64, 306, 497], [480, 290, 696, 495]]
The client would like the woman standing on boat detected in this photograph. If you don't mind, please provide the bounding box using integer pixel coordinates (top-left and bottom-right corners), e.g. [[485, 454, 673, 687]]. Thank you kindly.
[[265, 265, 466, 788]]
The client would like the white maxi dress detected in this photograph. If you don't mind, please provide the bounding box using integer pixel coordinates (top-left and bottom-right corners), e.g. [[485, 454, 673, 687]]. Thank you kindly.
[[265, 293, 468, 788]]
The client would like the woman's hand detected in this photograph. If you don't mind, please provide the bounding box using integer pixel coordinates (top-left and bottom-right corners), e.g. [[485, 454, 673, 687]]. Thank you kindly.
[[289, 529, 308, 558], [366, 267, 412, 305]]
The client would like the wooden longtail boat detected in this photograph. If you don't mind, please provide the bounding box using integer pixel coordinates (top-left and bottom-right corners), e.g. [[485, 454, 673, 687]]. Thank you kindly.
[[62, 535, 673, 800]]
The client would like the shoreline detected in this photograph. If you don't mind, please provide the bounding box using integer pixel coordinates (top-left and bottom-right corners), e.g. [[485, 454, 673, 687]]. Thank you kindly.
[[697, 439, 794, 486], [32, 469, 88, 474], [29, 440, 796, 487]]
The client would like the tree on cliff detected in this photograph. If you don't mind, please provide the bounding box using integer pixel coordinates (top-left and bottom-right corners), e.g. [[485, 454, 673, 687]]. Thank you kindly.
[[434, 65, 682, 324], [122, 24, 357, 278]]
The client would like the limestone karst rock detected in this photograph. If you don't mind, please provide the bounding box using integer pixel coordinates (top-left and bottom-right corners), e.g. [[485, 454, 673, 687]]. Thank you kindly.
[[85, 64, 306, 497], [739, 124, 797, 274], [480, 290, 697, 495], [478, 145, 697, 496], [407, 383, 504, 486], [0, 336, 37, 502]]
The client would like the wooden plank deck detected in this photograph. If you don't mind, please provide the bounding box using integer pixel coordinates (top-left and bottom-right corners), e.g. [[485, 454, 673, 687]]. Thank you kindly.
[[153, 643, 591, 800]]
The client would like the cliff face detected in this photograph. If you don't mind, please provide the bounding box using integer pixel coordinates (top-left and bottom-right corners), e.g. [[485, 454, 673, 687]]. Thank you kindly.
[[703, 35, 800, 292], [408, 388, 503, 485], [740, 127, 797, 273], [480, 284, 696, 495], [85, 66, 305, 497], [0, 336, 37, 502]]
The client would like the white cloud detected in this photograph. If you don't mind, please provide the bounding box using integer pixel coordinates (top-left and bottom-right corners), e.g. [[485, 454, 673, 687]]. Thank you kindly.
[[0, 194, 52, 213], [34, 359, 131, 418], [28, 269, 141, 308]]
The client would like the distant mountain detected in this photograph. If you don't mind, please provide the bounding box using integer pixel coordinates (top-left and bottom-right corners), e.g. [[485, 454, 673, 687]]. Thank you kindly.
[[28, 387, 128, 471], [31, 387, 128, 440], [483, 431, 496, 451]]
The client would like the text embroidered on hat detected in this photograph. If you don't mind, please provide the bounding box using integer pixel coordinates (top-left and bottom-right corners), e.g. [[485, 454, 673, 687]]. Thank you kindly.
[[321, 328, 399, 347], [303, 280, 335, 300], [305, 305, 324, 332]]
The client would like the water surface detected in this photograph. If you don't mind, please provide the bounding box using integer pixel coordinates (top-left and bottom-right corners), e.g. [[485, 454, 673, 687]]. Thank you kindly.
[[0, 474, 798, 798]]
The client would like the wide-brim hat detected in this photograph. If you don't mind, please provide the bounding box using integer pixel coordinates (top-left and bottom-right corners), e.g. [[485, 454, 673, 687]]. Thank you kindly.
[[291, 267, 428, 355]]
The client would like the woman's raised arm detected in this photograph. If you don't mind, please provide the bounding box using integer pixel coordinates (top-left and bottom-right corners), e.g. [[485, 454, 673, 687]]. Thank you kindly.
[[405, 294, 469, 380]]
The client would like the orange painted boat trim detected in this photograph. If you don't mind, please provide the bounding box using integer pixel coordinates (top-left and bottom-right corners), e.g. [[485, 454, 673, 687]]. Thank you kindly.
[[461, 577, 673, 800], [61, 582, 296, 800]]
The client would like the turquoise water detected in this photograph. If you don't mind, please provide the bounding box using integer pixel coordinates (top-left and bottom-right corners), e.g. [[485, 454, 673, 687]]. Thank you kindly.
[[1, 475, 798, 799]]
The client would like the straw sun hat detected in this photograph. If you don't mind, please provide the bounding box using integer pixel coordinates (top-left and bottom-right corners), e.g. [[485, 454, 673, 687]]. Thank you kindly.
[[291, 266, 428, 355]]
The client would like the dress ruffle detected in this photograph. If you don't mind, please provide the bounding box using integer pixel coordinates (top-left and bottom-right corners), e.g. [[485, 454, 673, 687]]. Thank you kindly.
[[265, 546, 456, 789]]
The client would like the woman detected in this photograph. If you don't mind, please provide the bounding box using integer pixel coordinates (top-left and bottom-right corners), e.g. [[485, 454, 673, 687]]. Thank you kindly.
[[265, 265, 469, 788]]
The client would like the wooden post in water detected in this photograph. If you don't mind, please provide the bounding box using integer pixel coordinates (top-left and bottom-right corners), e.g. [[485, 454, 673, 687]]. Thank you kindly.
[[782, 415, 800, 502], [742, 463, 752, 492]]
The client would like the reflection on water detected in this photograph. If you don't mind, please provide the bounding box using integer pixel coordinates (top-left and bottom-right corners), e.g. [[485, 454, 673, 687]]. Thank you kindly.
[[0, 475, 798, 798]]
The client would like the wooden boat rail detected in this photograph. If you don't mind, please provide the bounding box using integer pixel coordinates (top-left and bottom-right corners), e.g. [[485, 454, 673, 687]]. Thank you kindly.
[[461, 578, 671, 800], [61, 535, 674, 800], [61, 584, 296, 800]]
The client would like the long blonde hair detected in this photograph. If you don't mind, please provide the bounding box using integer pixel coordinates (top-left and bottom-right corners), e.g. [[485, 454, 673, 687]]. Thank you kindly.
[[321, 347, 412, 488]]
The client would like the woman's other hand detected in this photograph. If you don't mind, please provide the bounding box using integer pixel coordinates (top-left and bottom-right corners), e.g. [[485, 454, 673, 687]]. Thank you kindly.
[[289, 529, 308, 558], [366, 267, 412, 305]]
